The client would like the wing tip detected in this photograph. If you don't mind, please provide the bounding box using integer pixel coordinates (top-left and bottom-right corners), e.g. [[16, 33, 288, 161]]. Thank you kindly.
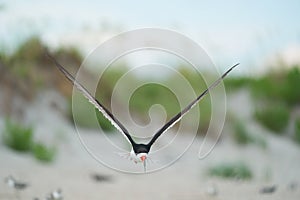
[[229, 63, 240, 71], [45, 51, 55, 62], [222, 63, 240, 78], [232, 62, 240, 68], [46, 52, 70, 75]]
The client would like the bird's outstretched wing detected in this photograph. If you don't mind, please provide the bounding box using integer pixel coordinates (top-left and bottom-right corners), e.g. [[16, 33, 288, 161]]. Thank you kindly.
[[47, 54, 136, 146], [147, 64, 239, 147]]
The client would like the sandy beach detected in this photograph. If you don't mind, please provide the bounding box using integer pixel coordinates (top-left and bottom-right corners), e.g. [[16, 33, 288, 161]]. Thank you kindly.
[[0, 90, 299, 200]]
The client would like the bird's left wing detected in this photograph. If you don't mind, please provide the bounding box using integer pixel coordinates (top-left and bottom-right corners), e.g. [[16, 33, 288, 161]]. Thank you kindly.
[[47, 54, 136, 146]]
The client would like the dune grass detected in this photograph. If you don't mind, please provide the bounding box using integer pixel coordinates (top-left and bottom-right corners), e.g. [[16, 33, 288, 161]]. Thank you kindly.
[[69, 90, 116, 131], [250, 67, 300, 107], [282, 67, 300, 106], [69, 66, 214, 132], [233, 120, 267, 148], [32, 142, 56, 162], [294, 118, 300, 144], [224, 76, 253, 91], [2, 119, 33, 152], [129, 83, 181, 120], [2, 119, 57, 162], [233, 121, 250, 145], [254, 104, 290, 133], [3, 36, 300, 141], [96, 109, 115, 132], [69, 94, 98, 129], [208, 162, 252, 180], [226, 67, 299, 137]]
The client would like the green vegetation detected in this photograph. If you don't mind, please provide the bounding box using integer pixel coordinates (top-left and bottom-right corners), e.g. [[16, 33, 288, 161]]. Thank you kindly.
[[97, 67, 128, 99], [70, 94, 99, 128], [1, 36, 83, 100], [223, 66, 300, 109], [233, 121, 250, 145], [69, 94, 116, 131], [54, 46, 83, 65], [69, 88, 116, 131], [11, 36, 45, 64], [174, 67, 212, 131], [294, 118, 300, 144], [129, 83, 180, 120], [2, 119, 33, 152], [6, 37, 46, 89], [282, 68, 300, 106], [224, 67, 299, 136], [249, 67, 300, 107], [71, 66, 212, 132], [2, 119, 57, 163], [250, 76, 282, 101], [96, 109, 115, 132], [32, 142, 56, 162], [254, 104, 290, 133], [208, 162, 252, 180], [251, 135, 267, 149], [68, 67, 129, 130], [233, 120, 267, 148], [224, 76, 252, 91], [2, 36, 300, 144]]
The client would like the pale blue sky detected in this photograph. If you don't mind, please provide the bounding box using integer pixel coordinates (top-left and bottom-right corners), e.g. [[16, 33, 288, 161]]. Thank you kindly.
[[1, 0, 300, 74]]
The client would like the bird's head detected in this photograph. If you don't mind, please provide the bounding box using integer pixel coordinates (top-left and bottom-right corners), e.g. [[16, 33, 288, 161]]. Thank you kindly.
[[5, 176, 15, 187], [133, 144, 150, 163], [137, 152, 147, 162]]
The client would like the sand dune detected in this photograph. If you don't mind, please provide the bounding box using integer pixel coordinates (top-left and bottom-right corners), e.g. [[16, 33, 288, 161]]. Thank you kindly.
[[0, 90, 299, 199]]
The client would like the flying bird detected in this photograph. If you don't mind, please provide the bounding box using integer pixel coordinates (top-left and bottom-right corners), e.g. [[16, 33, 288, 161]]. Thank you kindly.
[[47, 53, 238, 172]]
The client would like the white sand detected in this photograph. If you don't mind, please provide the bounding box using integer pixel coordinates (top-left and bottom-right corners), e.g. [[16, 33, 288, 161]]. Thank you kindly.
[[0, 90, 299, 199]]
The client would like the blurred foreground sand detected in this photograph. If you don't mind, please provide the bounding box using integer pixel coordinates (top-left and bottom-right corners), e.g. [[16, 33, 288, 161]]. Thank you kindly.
[[0, 90, 299, 200]]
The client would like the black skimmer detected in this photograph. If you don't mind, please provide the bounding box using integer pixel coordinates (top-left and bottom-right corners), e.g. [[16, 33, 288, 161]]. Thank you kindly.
[[91, 173, 112, 182], [45, 189, 63, 200], [259, 185, 277, 194], [47, 53, 238, 172], [5, 175, 28, 199], [5, 175, 28, 190]]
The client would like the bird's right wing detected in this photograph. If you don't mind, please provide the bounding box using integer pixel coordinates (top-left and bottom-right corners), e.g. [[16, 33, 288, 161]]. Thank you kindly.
[[147, 63, 239, 147], [47, 54, 136, 146]]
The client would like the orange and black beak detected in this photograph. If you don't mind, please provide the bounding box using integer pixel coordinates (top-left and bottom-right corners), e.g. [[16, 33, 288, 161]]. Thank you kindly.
[[140, 155, 146, 162]]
